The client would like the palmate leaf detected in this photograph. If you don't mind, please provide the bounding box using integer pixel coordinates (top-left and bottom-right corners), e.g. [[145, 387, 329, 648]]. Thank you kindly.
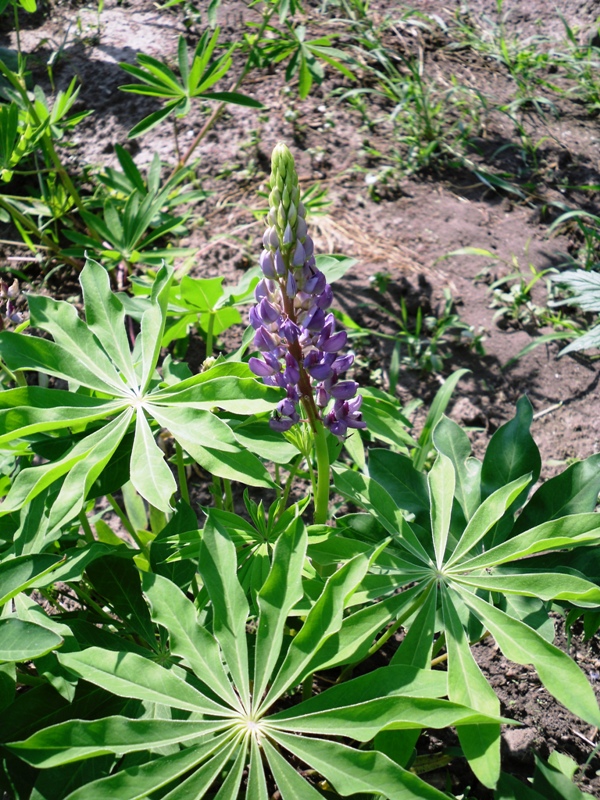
[[340, 401, 600, 788], [0, 259, 286, 536], [11, 521, 503, 800]]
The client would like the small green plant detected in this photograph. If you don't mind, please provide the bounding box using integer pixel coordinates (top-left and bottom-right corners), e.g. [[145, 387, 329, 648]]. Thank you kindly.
[[548, 268, 600, 355], [489, 264, 556, 328], [119, 30, 263, 139], [337, 287, 484, 374]]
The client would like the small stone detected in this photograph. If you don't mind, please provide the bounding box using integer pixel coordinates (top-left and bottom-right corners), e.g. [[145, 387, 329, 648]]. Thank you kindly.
[[503, 727, 537, 762], [450, 397, 487, 427]]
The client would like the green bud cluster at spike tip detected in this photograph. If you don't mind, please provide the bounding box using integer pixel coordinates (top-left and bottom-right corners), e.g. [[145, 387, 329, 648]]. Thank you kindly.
[[249, 143, 366, 437]]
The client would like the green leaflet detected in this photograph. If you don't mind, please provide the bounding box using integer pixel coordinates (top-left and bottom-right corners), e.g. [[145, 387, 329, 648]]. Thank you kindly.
[[253, 518, 307, 703], [428, 452, 455, 568], [271, 731, 449, 800], [0, 618, 63, 662], [259, 544, 382, 712], [0, 387, 126, 445], [263, 738, 323, 799], [446, 474, 531, 568], [27, 293, 127, 395], [80, 259, 138, 387], [142, 572, 242, 711], [441, 588, 500, 788], [332, 465, 432, 563], [455, 584, 600, 728], [455, 512, 600, 571], [62, 731, 236, 800], [130, 409, 176, 512], [0, 332, 130, 397], [199, 511, 251, 711], [9, 717, 230, 767], [58, 648, 233, 717], [1, 409, 133, 523]]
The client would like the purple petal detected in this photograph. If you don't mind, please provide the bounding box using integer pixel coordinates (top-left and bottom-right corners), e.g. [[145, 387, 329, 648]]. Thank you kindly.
[[316, 285, 333, 309], [259, 298, 280, 324], [296, 216, 307, 239], [305, 270, 326, 295], [333, 353, 354, 372], [280, 318, 300, 343], [292, 240, 305, 267], [286, 271, 297, 298], [278, 397, 297, 417], [275, 249, 286, 276], [303, 235, 314, 258], [347, 417, 367, 430], [304, 307, 326, 332], [249, 306, 262, 330], [249, 357, 275, 377], [308, 362, 333, 381], [268, 227, 280, 248], [260, 250, 276, 278], [316, 385, 330, 407], [331, 380, 358, 400], [283, 223, 293, 245], [270, 415, 295, 432], [321, 330, 347, 353], [254, 327, 278, 352]]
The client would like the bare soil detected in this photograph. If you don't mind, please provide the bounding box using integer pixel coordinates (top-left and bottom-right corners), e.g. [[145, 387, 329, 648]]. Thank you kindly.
[[3, 0, 600, 795]]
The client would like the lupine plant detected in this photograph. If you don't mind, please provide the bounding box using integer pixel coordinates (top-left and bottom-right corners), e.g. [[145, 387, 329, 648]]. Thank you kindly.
[[0, 143, 600, 800]]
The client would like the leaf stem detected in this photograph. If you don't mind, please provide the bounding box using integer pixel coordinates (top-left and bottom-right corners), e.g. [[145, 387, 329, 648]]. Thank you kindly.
[[205, 311, 215, 358], [0, 357, 25, 386], [78, 510, 95, 544], [277, 454, 303, 518], [223, 479, 234, 512], [336, 586, 432, 683], [106, 493, 149, 555], [175, 442, 190, 505]]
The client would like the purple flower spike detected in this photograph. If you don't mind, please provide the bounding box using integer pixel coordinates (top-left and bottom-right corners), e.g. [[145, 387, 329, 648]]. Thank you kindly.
[[249, 142, 366, 438]]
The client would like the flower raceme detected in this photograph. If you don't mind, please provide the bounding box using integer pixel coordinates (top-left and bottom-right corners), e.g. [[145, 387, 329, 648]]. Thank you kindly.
[[249, 143, 366, 437]]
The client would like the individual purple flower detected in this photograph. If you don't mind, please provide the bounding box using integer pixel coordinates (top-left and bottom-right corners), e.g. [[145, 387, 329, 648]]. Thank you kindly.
[[249, 143, 365, 438]]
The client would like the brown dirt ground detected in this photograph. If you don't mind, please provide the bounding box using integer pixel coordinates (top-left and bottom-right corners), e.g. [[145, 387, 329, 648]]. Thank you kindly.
[[3, 0, 600, 795]]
